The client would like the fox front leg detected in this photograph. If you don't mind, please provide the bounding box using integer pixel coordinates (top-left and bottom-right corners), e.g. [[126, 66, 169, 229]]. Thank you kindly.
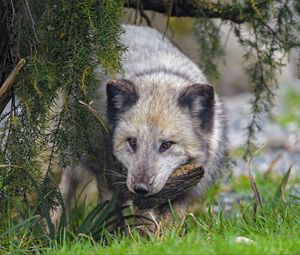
[[133, 200, 187, 235], [157, 200, 187, 230], [132, 208, 158, 235]]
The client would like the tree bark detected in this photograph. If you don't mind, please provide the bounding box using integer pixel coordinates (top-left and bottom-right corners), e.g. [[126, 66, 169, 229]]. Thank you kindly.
[[125, 0, 264, 24]]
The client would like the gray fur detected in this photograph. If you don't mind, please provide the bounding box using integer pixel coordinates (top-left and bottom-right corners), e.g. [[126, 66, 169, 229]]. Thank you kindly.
[[99, 25, 226, 196]]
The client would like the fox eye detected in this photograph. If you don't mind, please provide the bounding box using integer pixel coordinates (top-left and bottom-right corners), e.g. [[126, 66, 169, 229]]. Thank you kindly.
[[127, 137, 137, 151], [159, 141, 175, 153]]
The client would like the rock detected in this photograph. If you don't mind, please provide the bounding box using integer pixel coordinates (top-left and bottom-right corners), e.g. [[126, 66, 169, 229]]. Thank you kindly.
[[235, 236, 256, 245]]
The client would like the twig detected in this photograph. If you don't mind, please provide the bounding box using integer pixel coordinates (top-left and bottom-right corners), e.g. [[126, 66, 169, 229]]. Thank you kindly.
[[163, 0, 173, 38], [139, 8, 152, 26], [78, 100, 111, 135], [9, 0, 15, 26], [133, 0, 140, 24], [0, 58, 26, 100], [22, 0, 39, 43], [223, 23, 233, 50], [0, 164, 23, 169]]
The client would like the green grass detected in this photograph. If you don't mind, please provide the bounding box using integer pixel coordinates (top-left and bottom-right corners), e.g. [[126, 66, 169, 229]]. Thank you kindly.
[[1, 169, 299, 255], [275, 87, 300, 129], [47, 172, 300, 255], [45, 232, 300, 255]]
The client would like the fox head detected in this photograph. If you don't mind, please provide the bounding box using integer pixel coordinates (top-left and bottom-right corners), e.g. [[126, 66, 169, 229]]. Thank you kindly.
[[106, 76, 215, 196]]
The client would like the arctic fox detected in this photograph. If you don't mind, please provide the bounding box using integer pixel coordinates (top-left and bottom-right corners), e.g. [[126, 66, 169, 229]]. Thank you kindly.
[[56, 25, 227, 231]]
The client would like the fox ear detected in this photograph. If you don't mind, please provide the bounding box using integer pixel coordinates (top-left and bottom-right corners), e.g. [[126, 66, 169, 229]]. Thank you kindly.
[[107, 79, 138, 126], [178, 83, 215, 131]]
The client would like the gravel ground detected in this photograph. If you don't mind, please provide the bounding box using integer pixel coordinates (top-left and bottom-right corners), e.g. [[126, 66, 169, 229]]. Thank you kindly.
[[224, 82, 300, 177], [215, 81, 300, 210]]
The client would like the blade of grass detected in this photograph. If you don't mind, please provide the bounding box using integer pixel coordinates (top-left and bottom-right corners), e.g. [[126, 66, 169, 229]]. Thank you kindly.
[[0, 215, 40, 238], [25, 170, 56, 239], [90, 202, 115, 234], [273, 165, 292, 205], [104, 214, 153, 229], [0, 165, 56, 239], [248, 146, 263, 218], [89, 192, 119, 234], [78, 200, 109, 234], [264, 154, 282, 178]]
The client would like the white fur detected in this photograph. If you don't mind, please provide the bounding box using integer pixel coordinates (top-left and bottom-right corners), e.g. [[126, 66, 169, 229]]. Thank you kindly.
[[94, 25, 226, 198]]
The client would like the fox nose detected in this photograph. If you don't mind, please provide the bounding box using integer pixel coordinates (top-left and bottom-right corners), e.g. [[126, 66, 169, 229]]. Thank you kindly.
[[133, 183, 149, 196]]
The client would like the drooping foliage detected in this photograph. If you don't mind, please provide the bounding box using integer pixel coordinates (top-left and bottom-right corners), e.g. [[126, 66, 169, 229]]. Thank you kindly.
[[192, 1, 300, 156], [0, 0, 124, 222]]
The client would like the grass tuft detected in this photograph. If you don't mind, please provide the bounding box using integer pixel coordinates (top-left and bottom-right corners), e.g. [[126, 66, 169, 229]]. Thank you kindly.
[[1, 162, 299, 254]]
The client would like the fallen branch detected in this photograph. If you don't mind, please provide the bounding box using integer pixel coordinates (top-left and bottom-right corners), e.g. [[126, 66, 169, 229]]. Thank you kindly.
[[0, 58, 26, 102]]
